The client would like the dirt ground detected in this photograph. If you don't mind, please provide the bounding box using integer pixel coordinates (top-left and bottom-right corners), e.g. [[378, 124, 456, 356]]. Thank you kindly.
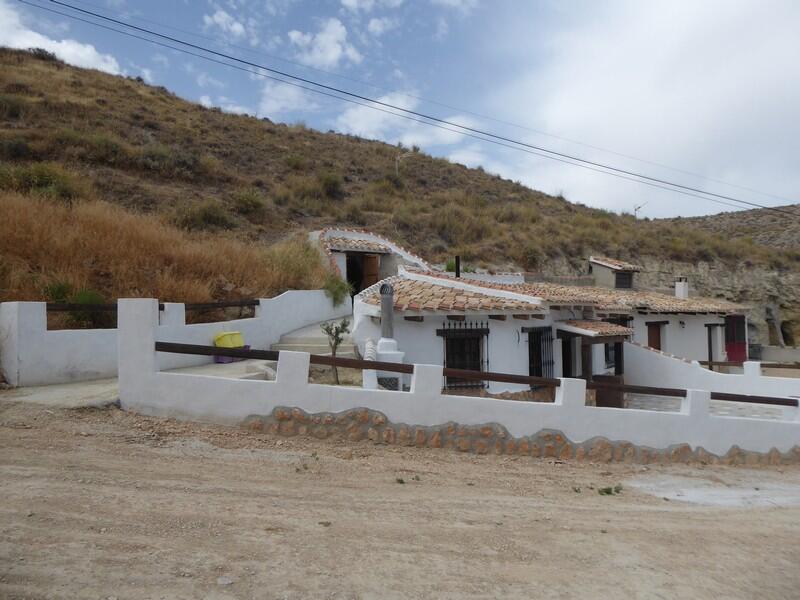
[[2, 399, 800, 599]]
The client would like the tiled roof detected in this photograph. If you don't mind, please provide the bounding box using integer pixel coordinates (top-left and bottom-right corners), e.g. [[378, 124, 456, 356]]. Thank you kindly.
[[558, 320, 634, 337], [360, 277, 543, 313], [326, 237, 390, 253], [406, 268, 745, 314], [589, 255, 642, 272]]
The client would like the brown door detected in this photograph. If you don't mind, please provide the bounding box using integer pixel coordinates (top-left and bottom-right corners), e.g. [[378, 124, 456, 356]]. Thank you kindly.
[[362, 254, 380, 288], [647, 324, 662, 350]]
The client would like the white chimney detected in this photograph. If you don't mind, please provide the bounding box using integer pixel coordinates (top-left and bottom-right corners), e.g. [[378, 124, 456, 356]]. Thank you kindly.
[[675, 276, 689, 299]]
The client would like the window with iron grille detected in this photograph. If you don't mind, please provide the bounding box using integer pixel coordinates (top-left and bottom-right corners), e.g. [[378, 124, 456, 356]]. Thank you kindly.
[[525, 326, 554, 385], [436, 321, 489, 388]]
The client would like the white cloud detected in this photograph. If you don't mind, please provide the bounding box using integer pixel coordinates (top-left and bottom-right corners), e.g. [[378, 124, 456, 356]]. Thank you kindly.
[[288, 18, 362, 69], [199, 95, 213, 108], [335, 90, 474, 149], [341, 0, 374, 10], [433, 17, 449, 40], [258, 80, 318, 116], [196, 71, 224, 89], [217, 96, 252, 115], [131, 64, 153, 83], [367, 17, 397, 36], [484, 0, 800, 217], [152, 53, 169, 68], [202, 9, 258, 45], [431, 0, 477, 12], [203, 10, 246, 39], [0, 0, 120, 74]]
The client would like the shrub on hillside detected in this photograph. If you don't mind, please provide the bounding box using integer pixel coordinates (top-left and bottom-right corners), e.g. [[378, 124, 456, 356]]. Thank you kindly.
[[0, 162, 88, 202], [0, 137, 31, 160], [231, 188, 267, 219], [67, 289, 113, 329], [318, 172, 344, 199], [0, 94, 25, 120], [176, 201, 234, 231], [285, 155, 307, 171]]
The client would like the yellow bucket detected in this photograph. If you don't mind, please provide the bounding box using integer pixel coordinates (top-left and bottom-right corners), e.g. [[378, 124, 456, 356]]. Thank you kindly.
[[213, 331, 245, 348]]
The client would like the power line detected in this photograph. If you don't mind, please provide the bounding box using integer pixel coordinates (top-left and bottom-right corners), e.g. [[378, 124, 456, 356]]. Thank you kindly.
[[62, 0, 800, 206], [19, 0, 800, 218]]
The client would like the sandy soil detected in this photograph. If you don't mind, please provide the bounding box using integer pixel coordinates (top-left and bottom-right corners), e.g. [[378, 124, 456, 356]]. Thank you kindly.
[[1, 399, 800, 600]]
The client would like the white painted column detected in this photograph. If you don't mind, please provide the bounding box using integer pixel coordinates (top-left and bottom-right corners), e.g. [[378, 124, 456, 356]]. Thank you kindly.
[[118, 298, 160, 408], [742, 361, 761, 378], [554, 377, 586, 409], [680, 389, 710, 418]]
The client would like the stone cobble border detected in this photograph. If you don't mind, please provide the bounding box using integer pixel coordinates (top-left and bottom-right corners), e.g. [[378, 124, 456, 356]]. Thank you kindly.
[[242, 406, 800, 466]]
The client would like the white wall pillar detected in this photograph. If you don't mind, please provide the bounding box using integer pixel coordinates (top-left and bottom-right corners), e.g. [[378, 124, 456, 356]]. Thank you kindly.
[[743, 361, 762, 378], [552, 338, 563, 377], [0, 302, 23, 386], [410, 364, 443, 397], [276, 351, 310, 387], [118, 298, 160, 408], [554, 377, 586, 409], [159, 302, 186, 327], [680, 389, 710, 417]]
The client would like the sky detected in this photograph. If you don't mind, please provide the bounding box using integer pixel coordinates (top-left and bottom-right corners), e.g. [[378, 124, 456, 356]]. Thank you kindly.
[[1, 0, 799, 218]]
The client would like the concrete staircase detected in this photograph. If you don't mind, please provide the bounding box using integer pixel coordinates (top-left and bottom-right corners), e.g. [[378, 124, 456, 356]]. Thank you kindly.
[[270, 320, 357, 358]]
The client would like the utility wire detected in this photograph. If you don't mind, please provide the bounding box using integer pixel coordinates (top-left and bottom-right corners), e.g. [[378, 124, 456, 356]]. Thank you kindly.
[[17, 1, 753, 213], [18, 0, 800, 217], [62, 0, 800, 206]]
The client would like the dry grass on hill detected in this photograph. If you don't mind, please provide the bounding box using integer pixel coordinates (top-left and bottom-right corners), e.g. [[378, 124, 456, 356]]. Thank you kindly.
[[1, 47, 797, 278], [0, 192, 328, 304]]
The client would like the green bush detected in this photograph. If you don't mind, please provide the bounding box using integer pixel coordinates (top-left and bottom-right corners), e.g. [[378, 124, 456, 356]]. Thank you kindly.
[[0, 94, 25, 120], [318, 172, 344, 199], [0, 162, 88, 201], [285, 155, 307, 171], [177, 201, 234, 230], [44, 280, 74, 302], [231, 188, 267, 218], [323, 275, 352, 307], [67, 288, 113, 329]]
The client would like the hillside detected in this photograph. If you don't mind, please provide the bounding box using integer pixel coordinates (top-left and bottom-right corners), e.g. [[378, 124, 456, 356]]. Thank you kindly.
[[669, 204, 800, 251], [0, 47, 798, 342]]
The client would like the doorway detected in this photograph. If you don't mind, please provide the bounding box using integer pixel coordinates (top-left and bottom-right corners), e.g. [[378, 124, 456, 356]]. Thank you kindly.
[[345, 253, 381, 295], [561, 337, 573, 377], [647, 323, 663, 350]]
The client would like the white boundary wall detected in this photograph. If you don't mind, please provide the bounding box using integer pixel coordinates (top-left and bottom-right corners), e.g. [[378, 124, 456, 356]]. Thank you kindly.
[[624, 342, 800, 399], [119, 299, 800, 457], [0, 292, 350, 387]]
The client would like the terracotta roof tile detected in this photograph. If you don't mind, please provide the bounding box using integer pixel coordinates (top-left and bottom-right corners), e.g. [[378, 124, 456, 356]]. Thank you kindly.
[[325, 236, 391, 254], [407, 268, 745, 314], [559, 320, 634, 337], [361, 277, 543, 314]]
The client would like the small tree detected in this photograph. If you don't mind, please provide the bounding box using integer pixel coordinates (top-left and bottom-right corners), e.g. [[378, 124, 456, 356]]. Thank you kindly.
[[320, 318, 350, 384]]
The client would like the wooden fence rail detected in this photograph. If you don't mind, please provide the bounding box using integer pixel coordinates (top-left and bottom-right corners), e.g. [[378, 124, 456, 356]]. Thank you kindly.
[[46, 299, 259, 312], [154, 342, 797, 407]]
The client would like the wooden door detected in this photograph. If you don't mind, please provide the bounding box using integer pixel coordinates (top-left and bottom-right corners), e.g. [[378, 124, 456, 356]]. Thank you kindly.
[[362, 254, 380, 289], [561, 337, 573, 378], [647, 324, 662, 350]]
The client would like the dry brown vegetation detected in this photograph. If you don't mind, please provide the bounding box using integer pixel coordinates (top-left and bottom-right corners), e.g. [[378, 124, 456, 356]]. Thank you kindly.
[[0, 47, 798, 306], [0, 192, 328, 303]]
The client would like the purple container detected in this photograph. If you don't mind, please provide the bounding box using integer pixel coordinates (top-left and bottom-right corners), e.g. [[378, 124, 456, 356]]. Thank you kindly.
[[214, 344, 250, 364]]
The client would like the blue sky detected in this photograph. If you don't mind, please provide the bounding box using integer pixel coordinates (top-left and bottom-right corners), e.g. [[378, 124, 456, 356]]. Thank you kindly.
[[2, 0, 800, 218]]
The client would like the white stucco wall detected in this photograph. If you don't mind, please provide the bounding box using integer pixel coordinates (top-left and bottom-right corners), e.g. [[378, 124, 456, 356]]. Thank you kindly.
[[624, 342, 799, 399], [460, 272, 526, 284], [630, 314, 725, 362], [352, 296, 553, 393], [0, 291, 351, 387], [118, 298, 800, 457]]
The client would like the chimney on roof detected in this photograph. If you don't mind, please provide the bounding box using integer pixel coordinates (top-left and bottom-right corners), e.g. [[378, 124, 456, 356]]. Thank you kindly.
[[675, 276, 689, 299], [380, 283, 394, 339]]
